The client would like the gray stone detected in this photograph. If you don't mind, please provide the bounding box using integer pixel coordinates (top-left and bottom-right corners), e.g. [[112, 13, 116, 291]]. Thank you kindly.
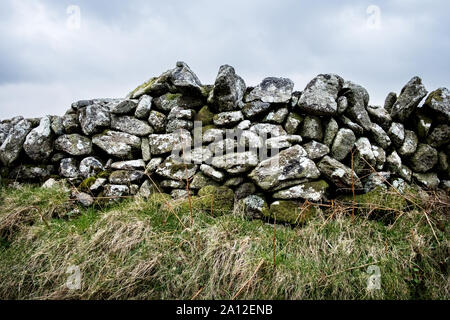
[[370, 123, 391, 149], [111, 159, 146, 170], [93, 130, 141, 158], [353, 137, 376, 175], [390, 76, 428, 121], [190, 172, 218, 190], [156, 155, 198, 180], [224, 177, 245, 187], [386, 151, 402, 176], [263, 107, 289, 124], [23, 116, 53, 161], [246, 77, 294, 104], [55, 134, 92, 156], [171, 189, 193, 200], [166, 119, 193, 133], [323, 118, 339, 148], [384, 92, 397, 113], [170, 61, 203, 96], [372, 145, 386, 171], [0, 121, 12, 145], [284, 113, 303, 134], [50, 116, 64, 136], [104, 184, 130, 199], [265, 135, 302, 150], [398, 130, 418, 156], [364, 172, 390, 193], [427, 125, 450, 148], [111, 115, 153, 136], [413, 172, 440, 189], [137, 180, 154, 199], [208, 65, 246, 112], [145, 158, 163, 173], [303, 140, 330, 160], [237, 130, 263, 149], [331, 128, 355, 161], [79, 157, 104, 178], [235, 182, 257, 200], [76, 192, 94, 207], [89, 178, 107, 193], [273, 180, 329, 202], [298, 74, 344, 115], [423, 87, 450, 123], [109, 170, 145, 184], [148, 110, 167, 133], [213, 111, 244, 127], [141, 137, 151, 162], [135, 95, 152, 119], [317, 156, 362, 190], [240, 195, 268, 219], [342, 81, 372, 131], [249, 145, 319, 191], [211, 151, 259, 174], [409, 144, 438, 173], [109, 99, 137, 114], [79, 104, 111, 135], [148, 130, 192, 155], [62, 114, 80, 133], [300, 116, 323, 141], [200, 164, 225, 182], [59, 158, 80, 178], [337, 96, 349, 114], [237, 120, 251, 131], [250, 123, 287, 138], [160, 179, 185, 189], [203, 128, 224, 144], [339, 115, 364, 136], [388, 122, 405, 147], [0, 119, 32, 166], [181, 147, 213, 164], [367, 105, 392, 130], [242, 101, 271, 119], [10, 165, 54, 181]]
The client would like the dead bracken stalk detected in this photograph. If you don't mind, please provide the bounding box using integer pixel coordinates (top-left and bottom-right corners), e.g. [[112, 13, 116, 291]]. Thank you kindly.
[[232, 259, 265, 300]]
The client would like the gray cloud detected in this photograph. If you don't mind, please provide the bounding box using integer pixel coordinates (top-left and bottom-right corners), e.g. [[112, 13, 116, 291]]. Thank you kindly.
[[0, 0, 449, 119]]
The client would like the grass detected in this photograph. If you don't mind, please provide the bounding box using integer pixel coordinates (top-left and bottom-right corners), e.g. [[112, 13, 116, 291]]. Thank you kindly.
[[0, 183, 448, 300]]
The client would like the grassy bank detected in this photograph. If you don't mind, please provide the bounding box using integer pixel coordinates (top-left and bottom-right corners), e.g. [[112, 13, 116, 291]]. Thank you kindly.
[[0, 184, 448, 300]]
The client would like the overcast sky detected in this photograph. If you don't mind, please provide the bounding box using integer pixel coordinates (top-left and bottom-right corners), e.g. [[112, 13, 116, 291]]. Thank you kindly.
[[0, 0, 449, 119]]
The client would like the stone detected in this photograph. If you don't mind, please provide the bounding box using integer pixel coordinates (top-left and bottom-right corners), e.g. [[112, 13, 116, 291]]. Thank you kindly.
[[160, 179, 186, 189], [370, 123, 391, 149], [284, 113, 303, 134], [246, 77, 294, 104], [342, 81, 372, 131], [190, 172, 218, 190], [242, 101, 271, 119], [137, 180, 154, 199], [386, 151, 402, 176], [367, 105, 392, 130], [93, 130, 141, 158], [203, 128, 224, 144], [0, 119, 32, 166], [249, 145, 320, 191], [302, 140, 330, 160], [213, 111, 244, 127], [79, 104, 111, 135], [148, 110, 167, 133], [211, 151, 259, 174], [170, 61, 203, 96], [141, 137, 151, 162], [182, 147, 213, 165], [413, 172, 440, 189], [55, 134, 92, 156], [427, 125, 450, 148], [62, 114, 80, 134], [240, 195, 268, 220], [10, 165, 54, 181], [317, 156, 362, 190], [235, 182, 257, 200], [250, 123, 287, 138], [364, 172, 390, 193], [111, 159, 146, 170], [195, 106, 215, 125], [224, 177, 244, 187], [155, 155, 198, 180], [103, 184, 130, 199], [111, 115, 153, 136], [416, 113, 433, 139], [398, 130, 418, 156], [353, 137, 376, 175], [263, 107, 289, 124], [323, 118, 339, 148], [330, 128, 355, 161], [409, 144, 438, 173], [59, 158, 80, 178], [89, 178, 107, 193], [0, 121, 12, 145], [422, 87, 450, 123], [42, 178, 68, 190], [371, 145, 386, 171], [171, 189, 192, 200], [166, 120, 193, 133], [265, 135, 302, 150], [135, 95, 152, 119], [198, 185, 235, 215], [76, 192, 94, 207], [384, 92, 397, 113], [237, 130, 264, 149], [298, 74, 344, 115], [109, 99, 137, 114], [153, 93, 202, 113], [337, 96, 349, 114], [388, 122, 405, 147], [79, 157, 104, 178], [339, 115, 364, 136], [273, 180, 329, 202], [236, 120, 251, 131], [208, 65, 246, 112], [264, 201, 317, 225], [23, 116, 53, 162], [200, 164, 225, 182], [390, 76, 428, 122], [145, 158, 163, 173], [300, 116, 323, 141], [167, 106, 195, 121], [109, 170, 145, 185]]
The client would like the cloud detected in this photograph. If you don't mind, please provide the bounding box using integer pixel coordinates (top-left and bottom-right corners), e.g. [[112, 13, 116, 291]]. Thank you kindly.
[[0, 0, 449, 119]]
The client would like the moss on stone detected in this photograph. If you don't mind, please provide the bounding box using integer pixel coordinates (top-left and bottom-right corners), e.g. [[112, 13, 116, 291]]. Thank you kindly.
[[128, 77, 157, 98], [96, 170, 112, 179], [262, 201, 318, 225], [197, 185, 235, 216], [79, 177, 97, 192], [166, 93, 181, 101], [425, 89, 444, 106], [195, 106, 215, 125], [201, 125, 217, 134]]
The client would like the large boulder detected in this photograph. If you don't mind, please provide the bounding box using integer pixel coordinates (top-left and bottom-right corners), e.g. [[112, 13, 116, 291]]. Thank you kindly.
[[330, 128, 355, 161], [409, 144, 438, 173], [341, 81, 372, 131], [0, 119, 33, 166], [249, 145, 320, 191], [422, 87, 450, 124], [92, 130, 141, 158], [318, 156, 362, 190], [246, 77, 294, 104], [390, 76, 428, 122], [78, 104, 111, 135], [427, 125, 450, 148], [298, 74, 344, 115], [55, 134, 92, 156], [23, 116, 53, 162], [208, 65, 246, 112]]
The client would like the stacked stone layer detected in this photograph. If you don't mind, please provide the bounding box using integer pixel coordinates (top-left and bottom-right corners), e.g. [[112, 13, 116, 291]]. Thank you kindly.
[[0, 62, 449, 220]]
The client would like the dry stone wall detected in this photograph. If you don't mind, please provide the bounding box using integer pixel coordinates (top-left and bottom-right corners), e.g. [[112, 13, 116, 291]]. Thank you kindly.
[[0, 62, 449, 220]]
